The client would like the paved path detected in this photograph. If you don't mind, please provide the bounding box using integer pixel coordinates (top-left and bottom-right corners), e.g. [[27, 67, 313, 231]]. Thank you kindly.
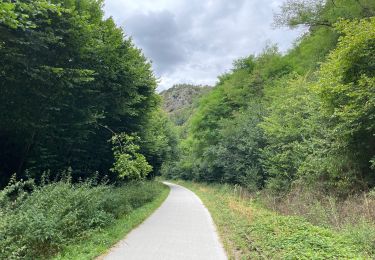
[[103, 182, 227, 260]]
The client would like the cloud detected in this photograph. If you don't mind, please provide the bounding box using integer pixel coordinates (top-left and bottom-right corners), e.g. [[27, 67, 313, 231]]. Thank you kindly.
[[125, 10, 187, 74], [103, 0, 303, 91]]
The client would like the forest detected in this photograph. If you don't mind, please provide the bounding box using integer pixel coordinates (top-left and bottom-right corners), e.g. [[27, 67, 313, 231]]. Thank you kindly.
[[164, 0, 375, 197], [0, 0, 179, 187], [0, 0, 374, 259]]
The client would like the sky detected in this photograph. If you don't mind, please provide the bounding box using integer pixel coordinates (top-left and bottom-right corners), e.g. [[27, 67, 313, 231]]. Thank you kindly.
[[103, 0, 303, 91]]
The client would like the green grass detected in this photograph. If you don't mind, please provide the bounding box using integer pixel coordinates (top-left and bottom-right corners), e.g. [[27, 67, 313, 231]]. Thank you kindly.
[[176, 181, 373, 259], [54, 184, 170, 260]]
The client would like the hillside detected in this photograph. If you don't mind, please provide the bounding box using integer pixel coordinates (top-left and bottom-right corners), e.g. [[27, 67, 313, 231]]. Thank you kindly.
[[160, 84, 211, 125], [1, 0, 375, 259]]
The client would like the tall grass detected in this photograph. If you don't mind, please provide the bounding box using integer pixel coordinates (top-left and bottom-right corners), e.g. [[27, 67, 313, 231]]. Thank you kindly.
[[178, 181, 375, 259], [226, 183, 375, 228], [230, 183, 375, 256], [0, 177, 164, 259], [256, 185, 375, 229]]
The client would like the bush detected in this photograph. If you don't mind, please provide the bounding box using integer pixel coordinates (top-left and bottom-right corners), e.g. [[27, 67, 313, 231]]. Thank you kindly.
[[0, 178, 163, 259]]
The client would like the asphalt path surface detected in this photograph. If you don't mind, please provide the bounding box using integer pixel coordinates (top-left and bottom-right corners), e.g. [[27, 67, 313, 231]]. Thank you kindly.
[[102, 182, 227, 260]]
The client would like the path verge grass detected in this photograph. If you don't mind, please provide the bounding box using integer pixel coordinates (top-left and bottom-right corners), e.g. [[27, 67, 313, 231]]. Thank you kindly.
[[54, 183, 169, 260], [176, 181, 373, 259]]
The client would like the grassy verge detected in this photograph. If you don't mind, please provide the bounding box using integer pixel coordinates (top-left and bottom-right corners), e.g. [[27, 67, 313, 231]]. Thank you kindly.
[[55, 183, 170, 260], [176, 181, 373, 259]]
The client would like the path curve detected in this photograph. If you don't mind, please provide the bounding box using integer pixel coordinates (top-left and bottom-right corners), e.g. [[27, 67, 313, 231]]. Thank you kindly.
[[102, 182, 227, 260]]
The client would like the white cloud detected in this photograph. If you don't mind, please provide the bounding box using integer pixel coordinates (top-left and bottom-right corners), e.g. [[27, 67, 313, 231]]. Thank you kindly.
[[103, 0, 303, 91]]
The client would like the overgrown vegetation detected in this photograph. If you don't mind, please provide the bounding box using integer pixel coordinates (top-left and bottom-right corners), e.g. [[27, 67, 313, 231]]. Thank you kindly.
[[55, 183, 169, 260], [165, 0, 375, 196], [178, 181, 375, 259], [0, 177, 167, 259]]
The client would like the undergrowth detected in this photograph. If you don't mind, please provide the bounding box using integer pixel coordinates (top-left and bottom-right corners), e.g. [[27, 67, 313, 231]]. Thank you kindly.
[[0, 177, 166, 259]]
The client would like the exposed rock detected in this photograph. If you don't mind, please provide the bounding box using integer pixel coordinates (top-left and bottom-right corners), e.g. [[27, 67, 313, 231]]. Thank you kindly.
[[160, 84, 211, 113], [160, 84, 212, 125]]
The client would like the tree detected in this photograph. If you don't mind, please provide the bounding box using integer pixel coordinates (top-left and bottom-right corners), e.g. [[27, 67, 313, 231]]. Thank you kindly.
[[313, 18, 375, 189], [274, 0, 375, 29], [0, 0, 157, 186], [140, 109, 179, 177], [110, 134, 152, 180], [260, 74, 321, 191]]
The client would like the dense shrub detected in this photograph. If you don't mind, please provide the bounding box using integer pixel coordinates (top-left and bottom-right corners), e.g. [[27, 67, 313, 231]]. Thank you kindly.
[[0, 178, 164, 259]]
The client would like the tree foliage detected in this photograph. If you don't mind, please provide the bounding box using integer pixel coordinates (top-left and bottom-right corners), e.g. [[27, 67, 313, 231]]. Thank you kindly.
[[110, 134, 152, 180], [274, 0, 375, 28], [168, 1, 375, 195], [0, 0, 175, 186], [312, 18, 375, 189]]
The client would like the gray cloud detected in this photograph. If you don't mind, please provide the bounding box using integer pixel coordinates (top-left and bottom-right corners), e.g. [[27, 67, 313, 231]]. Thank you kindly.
[[125, 10, 187, 74], [104, 0, 303, 91]]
